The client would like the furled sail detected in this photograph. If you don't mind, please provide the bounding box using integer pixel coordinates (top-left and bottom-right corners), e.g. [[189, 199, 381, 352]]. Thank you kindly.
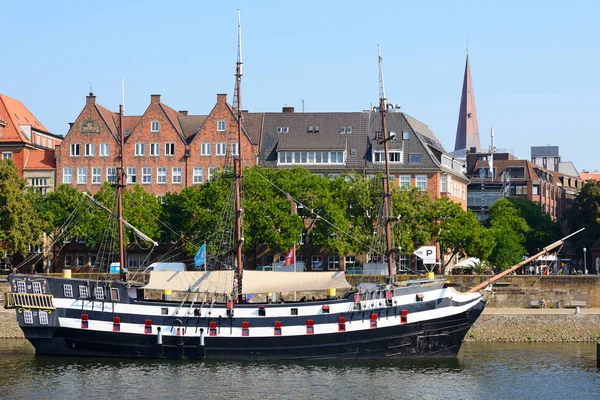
[[143, 270, 235, 293], [241, 271, 351, 294]]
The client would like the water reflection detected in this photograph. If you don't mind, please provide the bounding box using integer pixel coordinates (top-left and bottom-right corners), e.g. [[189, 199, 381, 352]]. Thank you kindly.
[[1, 340, 599, 400]]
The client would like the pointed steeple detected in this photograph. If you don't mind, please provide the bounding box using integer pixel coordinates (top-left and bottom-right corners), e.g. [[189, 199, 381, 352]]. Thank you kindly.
[[454, 54, 481, 152]]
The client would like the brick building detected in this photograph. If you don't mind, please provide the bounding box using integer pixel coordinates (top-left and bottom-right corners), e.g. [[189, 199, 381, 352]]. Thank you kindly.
[[0, 94, 63, 194], [56, 93, 260, 195]]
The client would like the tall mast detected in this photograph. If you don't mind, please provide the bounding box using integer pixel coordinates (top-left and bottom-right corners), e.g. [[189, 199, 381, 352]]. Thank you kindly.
[[378, 45, 395, 281], [118, 104, 126, 281], [234, 9, 244, 289]]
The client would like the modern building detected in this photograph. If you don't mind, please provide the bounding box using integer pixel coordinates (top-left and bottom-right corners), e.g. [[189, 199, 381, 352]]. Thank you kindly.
[[0, 94, 63, 194]]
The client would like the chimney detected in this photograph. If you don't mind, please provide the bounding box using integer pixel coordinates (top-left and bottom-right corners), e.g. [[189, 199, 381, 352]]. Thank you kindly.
[[150, 94, 161, 104], [179, 110, 188, 116], [86, 92, 96, 105], [282, 106, 294, 113], [217, 93, 227, 103]]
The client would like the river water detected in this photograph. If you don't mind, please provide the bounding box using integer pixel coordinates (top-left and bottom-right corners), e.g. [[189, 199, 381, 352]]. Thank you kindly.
[[1, 340, 599, 399]]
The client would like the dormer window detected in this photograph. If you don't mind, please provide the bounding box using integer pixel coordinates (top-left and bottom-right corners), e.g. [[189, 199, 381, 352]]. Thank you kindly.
[[314, 126, 320, 132], [151, 121, 160, 132], [308, 126, 314, 133], [283, 127, 289, 133], [340, 126, 352, 134]]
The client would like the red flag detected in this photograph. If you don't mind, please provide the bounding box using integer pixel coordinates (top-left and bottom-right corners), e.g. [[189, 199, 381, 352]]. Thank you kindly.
[[284, 246, 295, 266]]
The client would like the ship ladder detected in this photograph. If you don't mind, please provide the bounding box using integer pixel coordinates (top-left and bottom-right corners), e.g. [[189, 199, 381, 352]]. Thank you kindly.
[[4, 292, 55, 310]]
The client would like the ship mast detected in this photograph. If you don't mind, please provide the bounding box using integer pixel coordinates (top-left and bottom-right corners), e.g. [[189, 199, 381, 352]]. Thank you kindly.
[[234, 9, 244, 294], [118, 104, 126, 281], [378, 45, 396, 282]]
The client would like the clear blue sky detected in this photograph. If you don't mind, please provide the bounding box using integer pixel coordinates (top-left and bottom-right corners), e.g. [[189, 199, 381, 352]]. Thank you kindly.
[[4, 0, 599, 172]]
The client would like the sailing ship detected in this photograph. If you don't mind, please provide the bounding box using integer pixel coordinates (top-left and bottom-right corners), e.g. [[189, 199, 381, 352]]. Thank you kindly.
[[4, 14, 489, 360]]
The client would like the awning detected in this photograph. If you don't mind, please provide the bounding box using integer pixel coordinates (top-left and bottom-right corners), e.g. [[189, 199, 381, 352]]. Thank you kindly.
[[144, 270, 234, 293], [241, 271, 351, 294]]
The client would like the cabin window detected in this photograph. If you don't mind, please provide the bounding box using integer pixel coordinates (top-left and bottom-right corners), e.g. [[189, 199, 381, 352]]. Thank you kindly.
[[39, 311, 49, 325], [258, 306, 266, 317], [79, 285, 89, 299], [16, 281, 26, 293], [110, 288, 120, 301], [32, 281, 42, 294], [94, 287, 104, 300], [161, 308, 169, 315], [64, 284, 73, 298], [291, 308, 298, 316], [23, 310, 33, 324]]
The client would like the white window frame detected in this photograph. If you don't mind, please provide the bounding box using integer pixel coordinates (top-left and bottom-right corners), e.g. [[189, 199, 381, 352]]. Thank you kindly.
[[208, 167, 218, 181], [24, 310, 33, 324], [142, 167, 152, 184], [39, 311, 49, 325], [135, 143, 145, 156], [127, 167, 137, 184], [312, 255, 324, 271], [172, 167, 182, 184], [16, 280, 26, 293], [150, 143, 160, 156], [151, 120, 160, 132], [402, 131, 410, 140], [77, 167, 87, 184], [64, 284, 73, 298], [107, 167, 117, 183], [416, 175, 427, 191], [1, 152, 13, 160], [70, 143, 80, 157], [85, 143, 95, 156], [99, 143, 109, 157], [92, 167, 101, 184], [94, 286, 104, 300], [216, 143, 227, 156], [399, 175, 410, 190], [409, 153, 421, 163], [193, 167, 203, 184], [328, 255, 340, 270], [157, 167, 167, 184], [277, 151, 345, 165], [231, 143, 239, 156], [440, 174, 448, 193], [63, 167, 73, 184], [32, 281, 42, 294], [217, 120, 226, 132], [79, 285, 89, 299], [373, 150, 403, 164], [201, 143, 211, 156], [165, 143, 175, 156]]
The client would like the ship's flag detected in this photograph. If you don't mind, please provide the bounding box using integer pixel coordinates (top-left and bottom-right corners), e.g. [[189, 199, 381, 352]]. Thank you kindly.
[[194, 244, 206, 269], [283, 245, 295, 266]]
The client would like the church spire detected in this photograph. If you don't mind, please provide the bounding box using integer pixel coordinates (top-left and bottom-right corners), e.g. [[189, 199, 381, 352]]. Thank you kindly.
[[454, 54, 481, 152]]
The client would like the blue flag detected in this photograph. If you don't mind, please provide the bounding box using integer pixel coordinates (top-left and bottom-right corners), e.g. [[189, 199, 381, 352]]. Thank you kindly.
[[194, 244, 206, 269]]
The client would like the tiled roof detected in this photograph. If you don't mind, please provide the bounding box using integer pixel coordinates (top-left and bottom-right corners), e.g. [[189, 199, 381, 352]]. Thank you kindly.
[[580, 172, 600, 182], [123, 116, 141, 135], [0, 94, 48, 143], [160, 103, 185, 142], [178, 115, 208, 140], [240, 112, 263, 145], [23, 149, 55, 170], [96, 104, 119, 140]]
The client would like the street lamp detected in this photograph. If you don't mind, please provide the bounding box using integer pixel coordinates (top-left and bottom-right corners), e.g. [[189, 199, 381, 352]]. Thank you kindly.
[[583, 247, 587, 274]]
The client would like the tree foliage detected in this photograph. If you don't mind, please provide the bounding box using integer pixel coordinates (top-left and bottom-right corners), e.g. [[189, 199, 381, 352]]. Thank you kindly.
[[0, 159, 42, 258], [486, 198, 530, 270], [567, 180, 600, 261], [508, 198, 562, 255]]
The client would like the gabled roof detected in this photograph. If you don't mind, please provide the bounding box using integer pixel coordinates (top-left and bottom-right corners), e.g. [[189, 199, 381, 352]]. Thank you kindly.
[[160, 103, 186, 142], [23, 149, 55, 170], [95, 104, 120, 142], [0, 94, 49, 143], [178, 115, 208, 140]]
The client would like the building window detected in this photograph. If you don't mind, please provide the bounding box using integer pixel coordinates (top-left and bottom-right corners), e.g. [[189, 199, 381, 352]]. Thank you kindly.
[[23, 310, 33, 324], [127, 167, 137, 184], [92, 167, 102, 184], [409, 153, 421, 163], [216, 143, 226, 156], [193, 167, 203, 184], [416, 175, 427, 191], [107, 167, 117, 183], [328, 255, 340, 270], [231, 143, 239, 156], [312, 255, 324, 271], [77, 167, 87, 184], [64, 284, 73, 298], [373, 150, 402, 163], [217, 120, 226, 131], [79, 285, 89, 299], [85, 143, 95, 156], [157, 167, 167, 184], [29, 178, 48, 195], [32, 281, 42, 294], [150, 143, 160, 156], [208, 167, 218, 181], [70, 144, 80, 156], [16, 280, 26, 293], [277, 151, 345, 165], [172, 167, 182, 184], [402, 131, 409, 140], [99, 143, 110, 157], [76, 255, 85, 267], [142, 167, 152, 184], [201, 143, 211, 156], [64, 256, 72, 268], [135, 143, 145, 156], [440, 175, 448, 193], [63, 168, 73, 184], [39, 311, 49, 325], [151, 120, 160, 132], [94, 286, 104, 300], [1, 152, 13, 159], [165, 143, 175, 156]]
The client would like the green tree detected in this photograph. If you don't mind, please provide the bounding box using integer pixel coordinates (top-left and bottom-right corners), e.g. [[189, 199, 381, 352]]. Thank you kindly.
[[487, 198, 530, 270], [509, 198, 562, 255], [567, 180, 600, 268], [0, 159, 42, 259]]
